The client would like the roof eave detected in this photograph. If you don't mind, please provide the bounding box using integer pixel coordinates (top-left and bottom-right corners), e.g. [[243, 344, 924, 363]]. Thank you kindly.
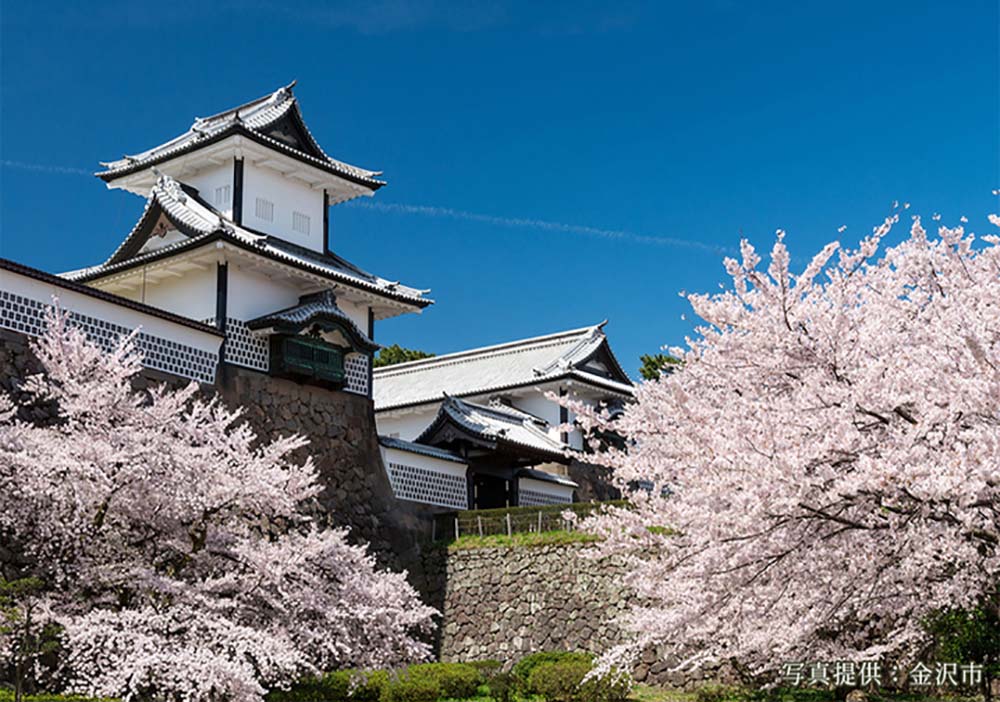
[[96, 125, 385, 191], [68, 233, 432, 309], [374, 370, 633, 413]]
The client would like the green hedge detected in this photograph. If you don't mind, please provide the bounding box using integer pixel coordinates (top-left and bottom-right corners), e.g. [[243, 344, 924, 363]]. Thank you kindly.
[[526, 659, 630, 702], [268, 653, 632, 702], [510, 650, 594, 690], [266, 669, 387, 702], [266, 662, 487, 702]]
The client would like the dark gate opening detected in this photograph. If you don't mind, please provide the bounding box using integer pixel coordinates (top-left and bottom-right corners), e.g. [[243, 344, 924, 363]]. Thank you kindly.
[[469, 471, 511, 510]]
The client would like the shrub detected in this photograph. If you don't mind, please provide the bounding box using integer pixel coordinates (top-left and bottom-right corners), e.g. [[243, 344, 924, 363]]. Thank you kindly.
[[406, 662, 481, 699], [526, 660, 630, 702], [511, 650, 594, 691], [484, 672, 516, 702], [266, 669, 386, 702], [378, 674, 439, 702], [466, 659, 502, 681], [695, 684, 748, 702]]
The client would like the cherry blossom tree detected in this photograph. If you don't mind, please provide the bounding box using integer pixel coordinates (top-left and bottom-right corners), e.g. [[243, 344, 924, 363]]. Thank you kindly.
[[0, 310, 436, 701], [571, 210, 1000, 677]]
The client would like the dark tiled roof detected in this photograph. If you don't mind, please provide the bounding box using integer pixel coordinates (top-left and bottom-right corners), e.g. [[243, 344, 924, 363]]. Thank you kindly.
[[377, 436, 467, 464], [96, 82, 385, 190], [417, 395, 573, 462], [62, 174, 432, 309], [373, 324, 634, 411], [247, 289, 379, 352]]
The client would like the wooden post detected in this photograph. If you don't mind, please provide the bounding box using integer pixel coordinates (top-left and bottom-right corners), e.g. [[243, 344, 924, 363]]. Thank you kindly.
[[478, 516, 483, 537], [431, 519, 436, 542], [454, 516, 460, 539], [506, 512, 512, 537], [538, 511, 543, 533]]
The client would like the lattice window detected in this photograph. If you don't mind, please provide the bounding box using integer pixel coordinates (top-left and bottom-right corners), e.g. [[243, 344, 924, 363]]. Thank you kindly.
[[215, 185, 231, 208], [344, 352, 369, 395], [292, 211, 310, 235], [519, 488, 572, 507], [0, 291, 218, 384], [254, 197, 274, 223], [222, 318, 269, 371], [387, 462, 468, 509]]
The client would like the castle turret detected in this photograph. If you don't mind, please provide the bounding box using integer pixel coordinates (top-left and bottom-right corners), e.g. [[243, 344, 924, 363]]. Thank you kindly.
[[63, 83, 432, 396]]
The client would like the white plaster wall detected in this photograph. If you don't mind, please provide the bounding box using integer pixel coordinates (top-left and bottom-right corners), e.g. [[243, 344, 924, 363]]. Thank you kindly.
[[510, 393, 583, 446], [519, 477, 574, 502], [380, 445, 469, 509], [1, 269, 221, 357], [376, 407, 439, 441], [225, 266, 302, 321], [113, 267, 217, 322], [336, 296, 370, 334], [512, 394, 562, 427], [186, 162, 235, 220], [242, 163, 325, 251], [380, 446, 468, 479]]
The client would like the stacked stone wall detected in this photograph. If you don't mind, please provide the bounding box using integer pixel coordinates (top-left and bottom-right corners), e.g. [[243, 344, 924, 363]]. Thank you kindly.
[[434, 541, 727, 688]]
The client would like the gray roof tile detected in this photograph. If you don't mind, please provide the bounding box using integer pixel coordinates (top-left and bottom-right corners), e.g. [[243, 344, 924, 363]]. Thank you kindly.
[[373, 324, 634, 410]]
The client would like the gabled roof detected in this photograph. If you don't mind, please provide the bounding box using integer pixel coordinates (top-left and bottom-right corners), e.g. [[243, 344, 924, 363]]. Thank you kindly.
[[246, 289, 379, 353], [416, 395, 572, 463], [61, 174, 432, 309], [372, 324, 634, 411], [95, 82, 385, 191]]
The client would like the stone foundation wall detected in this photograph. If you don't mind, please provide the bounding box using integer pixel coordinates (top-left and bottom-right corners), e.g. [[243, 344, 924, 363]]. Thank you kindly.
[[438, 542, 630, 663], [435, 541, 726, 689]]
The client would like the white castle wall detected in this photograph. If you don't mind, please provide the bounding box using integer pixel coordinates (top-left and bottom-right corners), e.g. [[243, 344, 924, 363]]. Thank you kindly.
[[186, 161, 236, 220], [113, 266, 218, 322], [0, 266, 221, 384], [242, 162, 325, 252], [380, 445, 469, 510]]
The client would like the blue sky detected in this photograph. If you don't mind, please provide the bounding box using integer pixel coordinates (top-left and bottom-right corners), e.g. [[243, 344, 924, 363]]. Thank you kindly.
[[1, 0, 998, 378]]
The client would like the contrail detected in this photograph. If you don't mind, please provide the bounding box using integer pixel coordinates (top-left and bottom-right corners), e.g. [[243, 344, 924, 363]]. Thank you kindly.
[[2, 159, 730, 254], [351, 200, 732, 254], [1, 160, 92, 176]]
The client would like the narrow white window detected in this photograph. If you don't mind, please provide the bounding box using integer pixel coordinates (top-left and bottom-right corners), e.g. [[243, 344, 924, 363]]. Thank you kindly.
[[292, 211, 311, 235], [255, 197, 274, 222], [214, 185, 231, 208]]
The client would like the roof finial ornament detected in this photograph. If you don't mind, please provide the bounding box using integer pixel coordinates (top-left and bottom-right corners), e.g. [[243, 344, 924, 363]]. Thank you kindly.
[[152, 168, 186, 204]]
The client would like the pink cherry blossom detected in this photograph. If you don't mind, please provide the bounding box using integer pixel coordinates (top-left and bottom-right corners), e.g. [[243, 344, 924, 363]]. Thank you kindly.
[[0, 309, 436, 701], [567, 213, 1000, 677]]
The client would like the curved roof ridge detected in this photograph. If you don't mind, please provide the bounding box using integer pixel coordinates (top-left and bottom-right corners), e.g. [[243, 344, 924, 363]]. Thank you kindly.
[[373, 323, 605, 376], [446, 395, 544, 430], [62, 175, 431, 307], [193, 81, 296, 124], [96, 82, 383, 187], [430, 395, 569, 455], [246, 289, 379, 353]]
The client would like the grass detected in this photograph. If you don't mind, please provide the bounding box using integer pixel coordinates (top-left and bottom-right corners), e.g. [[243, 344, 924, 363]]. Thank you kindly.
[[448, 529, 601, 550], [629, 685, 697, 701]]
